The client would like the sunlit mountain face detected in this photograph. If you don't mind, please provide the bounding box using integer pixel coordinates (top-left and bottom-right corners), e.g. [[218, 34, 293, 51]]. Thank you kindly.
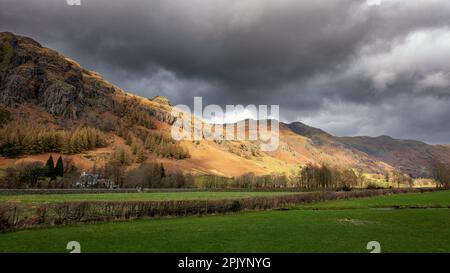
[[2, 0, 450, 144]]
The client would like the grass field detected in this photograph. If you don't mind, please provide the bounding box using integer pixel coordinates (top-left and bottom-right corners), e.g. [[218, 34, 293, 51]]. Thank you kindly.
[[0, 190, 449, 253], [0, 191, 298, 203], [296, 190, 450, 210]]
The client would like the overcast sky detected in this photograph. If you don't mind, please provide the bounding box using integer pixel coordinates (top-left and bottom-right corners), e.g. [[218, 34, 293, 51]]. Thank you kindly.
[[1, 0, 450, 143]]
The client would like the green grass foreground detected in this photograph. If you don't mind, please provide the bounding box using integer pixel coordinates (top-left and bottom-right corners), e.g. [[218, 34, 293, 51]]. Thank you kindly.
[[0, 191, 298, 203], [0, 190, 449, 253], [296, 190, 450, 210]]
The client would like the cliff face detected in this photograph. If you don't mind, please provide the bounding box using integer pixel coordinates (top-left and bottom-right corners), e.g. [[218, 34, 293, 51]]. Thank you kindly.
[[0, 32, 178, 126], [0, 32, 118, 119]]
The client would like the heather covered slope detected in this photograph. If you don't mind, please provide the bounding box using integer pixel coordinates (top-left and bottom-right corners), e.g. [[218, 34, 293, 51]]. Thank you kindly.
[[0, 31, 448, 178]]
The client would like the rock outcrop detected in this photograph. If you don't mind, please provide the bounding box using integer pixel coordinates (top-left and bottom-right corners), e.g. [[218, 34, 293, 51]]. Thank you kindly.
[[0, 32, 118, 118]]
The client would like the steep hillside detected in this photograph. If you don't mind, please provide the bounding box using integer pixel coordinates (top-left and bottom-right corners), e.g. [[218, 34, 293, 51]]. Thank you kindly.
[[285, 121, 450, 177], [0, 32, 448, 178], [337, 136, 450, 177]]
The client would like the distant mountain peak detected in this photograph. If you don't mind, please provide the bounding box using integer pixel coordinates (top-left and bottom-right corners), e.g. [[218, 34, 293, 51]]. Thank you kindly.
[[286, 121, 331, 138]]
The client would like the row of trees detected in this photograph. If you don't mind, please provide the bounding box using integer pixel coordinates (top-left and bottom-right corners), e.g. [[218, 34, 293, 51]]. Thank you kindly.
[[233, 173, 289, 189], [91, 159, 194, 189], [195, 174, 288, 189], [124, 161, 195, 188], [3, 142, 447, 190], [297, 165, 419, 190], [84, 157, 421, 190], [297, 164, 360, 190], [197, 165, 361, 190], [195, 165, 419, 190], [0, 121, 106, 157]]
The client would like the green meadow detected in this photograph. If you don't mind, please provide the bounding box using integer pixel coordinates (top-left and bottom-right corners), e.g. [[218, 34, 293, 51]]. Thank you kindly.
[[0, 191, 297, 203], [0, 190, 449, 253]]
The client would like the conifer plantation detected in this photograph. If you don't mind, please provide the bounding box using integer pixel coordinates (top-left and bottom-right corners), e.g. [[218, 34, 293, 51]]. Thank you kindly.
[[0, 121, 106, 157]]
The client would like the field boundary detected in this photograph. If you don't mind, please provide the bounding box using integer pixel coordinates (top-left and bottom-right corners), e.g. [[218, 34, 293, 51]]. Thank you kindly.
[[0, 188, 441, 232], [0, 187, 440, 195], [0, 188, 315, 195]]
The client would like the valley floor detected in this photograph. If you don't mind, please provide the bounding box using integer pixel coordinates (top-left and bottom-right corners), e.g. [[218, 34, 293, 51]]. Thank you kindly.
[[0, 190, 449, 253]]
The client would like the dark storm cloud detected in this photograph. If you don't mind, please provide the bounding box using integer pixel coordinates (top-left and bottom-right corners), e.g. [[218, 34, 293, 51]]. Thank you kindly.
[[1, 0, 370, 91], [1, 0, 450, 143]]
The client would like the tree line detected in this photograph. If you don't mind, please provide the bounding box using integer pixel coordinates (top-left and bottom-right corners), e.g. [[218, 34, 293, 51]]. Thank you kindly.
[[197, 164, 418, 190], [197, 165, 359, 190], [124, 161, 194, 188], [0, 121, 106, 157], [92, 160, 194, 189], [296, 163, 360, 190], [3, 158, 444, 190]]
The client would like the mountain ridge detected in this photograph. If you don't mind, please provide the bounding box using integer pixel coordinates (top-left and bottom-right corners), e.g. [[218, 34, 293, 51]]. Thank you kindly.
[[1, 31, 449, 178]]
